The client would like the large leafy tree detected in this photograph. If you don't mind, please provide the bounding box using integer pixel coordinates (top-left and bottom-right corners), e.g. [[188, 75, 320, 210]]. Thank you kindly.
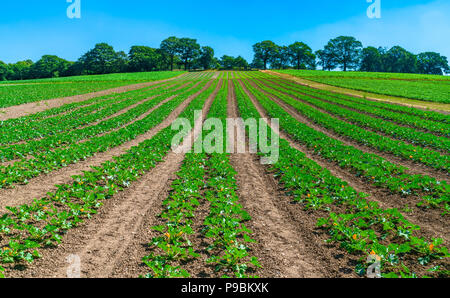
[[253, 40, 278, 70], [160, 36, 180, 71], [326, 36, 362, 71], [288, 42, 315, 70], [269, 45, 290, 69], [29, 55, 71, 78], [234, 56, 249, 70], [416, 52, 449, 75], [199, 46, 215, 70], [176, 38, 201, 71], [316, 46, 337, 71], [7, 60, 33, 80], [220, 55, 236, 70], [383, 46, 417, 73], [78, 43, 125, 75], [360, 46, 383, 72], [128, 46, 160, 72], [0, 61, 9, 81]]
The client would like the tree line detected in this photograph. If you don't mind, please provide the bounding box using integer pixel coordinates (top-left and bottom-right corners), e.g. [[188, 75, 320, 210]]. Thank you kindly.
[[252, 36, 450, 75], [1, 35, 449, 81], [0, 37, 250, 81]]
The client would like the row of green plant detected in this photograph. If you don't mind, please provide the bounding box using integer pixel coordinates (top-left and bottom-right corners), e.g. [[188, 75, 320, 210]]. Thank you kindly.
[[276, 70, 450, 104], [201, 79, 260, 277], [0, 80, 182, 145], [0, 80, 210, 189], [250, 78, 450, 171], [272, 73, 450, 124], [259, 78, 450, 153], [0, 71, 186, 108], [0, 82, 194, 163], [144, 79, 260, 278], [243, 71, 450, 124], [0, 77, 219, 278], [240, 79, 449, 214], [269, 77, 450, 137], [234, 78, 449, 278]]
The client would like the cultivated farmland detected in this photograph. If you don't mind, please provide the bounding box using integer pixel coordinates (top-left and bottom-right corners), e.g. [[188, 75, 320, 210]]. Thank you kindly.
[[277, 69, 450, 104], [0, 71, 448, 278]]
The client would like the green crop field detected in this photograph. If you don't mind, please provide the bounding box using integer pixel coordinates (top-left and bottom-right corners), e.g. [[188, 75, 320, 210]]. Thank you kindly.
[[277, 70, 450, 104], [0, 71, 448, 279], [0, 71, 185, 108]]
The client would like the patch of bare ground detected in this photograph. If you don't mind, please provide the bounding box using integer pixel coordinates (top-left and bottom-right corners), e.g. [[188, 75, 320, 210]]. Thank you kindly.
[[238, 79, 450, 247], [248, 80, 449, 183], [265, 78, 449, 140], [0, 80, 211, 211], [7, 78, 221, 278], [0, 73, 189, 121]]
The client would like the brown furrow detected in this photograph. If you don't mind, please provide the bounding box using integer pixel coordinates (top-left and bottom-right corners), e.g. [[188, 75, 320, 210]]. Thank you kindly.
[[228, 80, 330, 277]]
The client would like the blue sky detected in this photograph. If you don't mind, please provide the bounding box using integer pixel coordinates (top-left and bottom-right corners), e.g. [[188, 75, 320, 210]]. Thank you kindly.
[[0, 0, 449, 63]]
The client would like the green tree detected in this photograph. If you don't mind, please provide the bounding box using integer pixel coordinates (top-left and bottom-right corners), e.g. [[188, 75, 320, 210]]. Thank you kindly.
[[0, 61, 9, 81], [128, 46, 160, 72], [253, 40, 278, 70], [199, 46, 215, 70], [176, 38, 201, 71], [8, 60, 33, 80], [383, 46, 417, 73], [220, 55, 236, 70], [316, 47, 337, 71], [78, 43, 125, 74], [234, 56, 249, 70], [270, 45, 290, 69], [416, 52, 449, 75], [115, 51, 129, 73], [160, 36, 180, 71], [326, 36, 362, 71], [250, 57, 264, 69], [288, 42, 315, 70], [29, 55, 71, 78], [360, 46, 383, 72]]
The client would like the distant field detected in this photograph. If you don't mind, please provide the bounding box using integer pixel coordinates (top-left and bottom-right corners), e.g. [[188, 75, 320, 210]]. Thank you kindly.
[[0, 71, 185, 108], [277, 70, 450, 104]]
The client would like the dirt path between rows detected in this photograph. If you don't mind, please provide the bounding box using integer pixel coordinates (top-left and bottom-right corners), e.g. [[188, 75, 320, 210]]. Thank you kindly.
[[248, 80, 449, 183], [0, 73, 189, 121], [263, 71, 450, 113], [8, 78, 222, 278], [227, 80, 328, 277], [0, 80, 211, 211], [238, 79, 449, 247]]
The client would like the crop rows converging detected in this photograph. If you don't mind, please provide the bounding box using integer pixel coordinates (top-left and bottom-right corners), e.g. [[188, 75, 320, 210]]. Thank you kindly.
[[0, 71, 448, 278]]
